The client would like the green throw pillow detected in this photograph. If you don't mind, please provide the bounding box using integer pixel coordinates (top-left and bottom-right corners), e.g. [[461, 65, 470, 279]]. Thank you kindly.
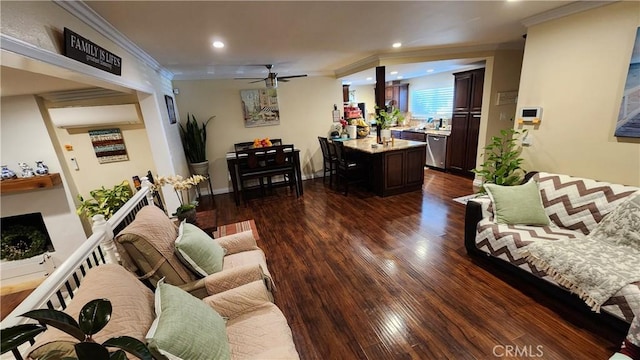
[[175, 221, 226, 277], [146, 279, 231, 360], [485, 180, 550, 226]]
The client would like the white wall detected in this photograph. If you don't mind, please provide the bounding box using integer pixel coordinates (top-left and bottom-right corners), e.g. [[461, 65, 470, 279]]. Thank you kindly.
[[1, 95, 86, 268], [1, 0, 185, 212], [517, 2, 640, 185], [173, 77, 344, 192]]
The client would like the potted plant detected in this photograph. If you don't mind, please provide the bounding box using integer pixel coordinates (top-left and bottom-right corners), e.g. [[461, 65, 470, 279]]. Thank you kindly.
[[77, 181, 133, 221], [473, 128, 527, 192], [376, 107, 404, 141], [154, 174, 205, 223], [0, 298, 152, 360], [179, 113, 215, 176]]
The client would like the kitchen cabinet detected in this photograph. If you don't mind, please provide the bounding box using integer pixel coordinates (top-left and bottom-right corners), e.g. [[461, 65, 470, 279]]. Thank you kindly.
[[447, 68, 484, 177], [400, 131, 426, 142], [385, 82, 409, 112]]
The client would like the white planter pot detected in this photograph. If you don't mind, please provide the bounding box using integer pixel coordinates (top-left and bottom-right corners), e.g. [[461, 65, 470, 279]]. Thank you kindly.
[[380, 129, 392, 140], [347, 125, 357, 139], [189, 161, 209, 175]]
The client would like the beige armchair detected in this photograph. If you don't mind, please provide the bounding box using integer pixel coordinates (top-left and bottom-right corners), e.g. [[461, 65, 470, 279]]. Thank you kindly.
[[115, 205, 273, 296]]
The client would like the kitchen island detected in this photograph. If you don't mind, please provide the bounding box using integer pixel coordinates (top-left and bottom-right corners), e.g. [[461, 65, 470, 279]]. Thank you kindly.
[[341, 137, 426, 197]]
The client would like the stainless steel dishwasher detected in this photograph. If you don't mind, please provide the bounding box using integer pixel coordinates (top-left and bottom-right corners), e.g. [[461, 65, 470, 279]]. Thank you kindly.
[[426, 134, 447, 169]]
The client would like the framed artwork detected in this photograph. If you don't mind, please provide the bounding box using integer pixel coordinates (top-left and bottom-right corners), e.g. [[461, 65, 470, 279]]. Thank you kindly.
[[615, 27, 640, 138], [89, 128, 129, 164], [165, 95, 177, 124], [240, 88, 280, 127]]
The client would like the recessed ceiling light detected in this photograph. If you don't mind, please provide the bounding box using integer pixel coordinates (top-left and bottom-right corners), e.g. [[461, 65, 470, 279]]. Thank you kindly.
[[397, 76, 403, 80], [390, 71, 398, 75], [392, 42, 402, 48], [212, 41, 225, 48], [426, 69, 435, 73], [343, 81, 352, 85], [366, 77, 373, 81]]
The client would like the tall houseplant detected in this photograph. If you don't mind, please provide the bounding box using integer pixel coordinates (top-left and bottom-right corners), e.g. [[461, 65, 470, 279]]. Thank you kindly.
[[473, 128, 527, 192], [179, 113, 215, 176]]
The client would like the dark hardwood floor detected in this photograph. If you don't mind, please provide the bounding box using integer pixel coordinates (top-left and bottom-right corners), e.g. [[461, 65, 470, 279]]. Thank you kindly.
[[207, 169, 625, 360]]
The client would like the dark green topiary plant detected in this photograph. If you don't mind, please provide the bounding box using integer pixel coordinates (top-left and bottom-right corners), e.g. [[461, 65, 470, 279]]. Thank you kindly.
[[0, 299, 152, 360], [473, 128, 527, 193]]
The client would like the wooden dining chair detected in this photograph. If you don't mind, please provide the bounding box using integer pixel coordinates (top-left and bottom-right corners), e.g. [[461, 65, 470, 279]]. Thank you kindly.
[[318, 137, 338, 186], [235, 145, 298, 204], [333, 141, 365, 196]]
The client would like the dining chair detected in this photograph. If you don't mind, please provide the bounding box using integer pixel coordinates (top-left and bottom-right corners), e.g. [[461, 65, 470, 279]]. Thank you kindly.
[[318, 136, 337, 186], [333, 141, 366, 196], [235, 145, 298, 204]]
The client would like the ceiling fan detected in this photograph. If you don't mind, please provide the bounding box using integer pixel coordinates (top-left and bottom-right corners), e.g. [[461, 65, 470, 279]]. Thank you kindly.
[[235, 64, 307, 88]]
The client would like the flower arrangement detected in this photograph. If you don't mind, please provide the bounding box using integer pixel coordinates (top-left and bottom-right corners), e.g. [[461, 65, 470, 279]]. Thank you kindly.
[[154, 175, 205, 219]]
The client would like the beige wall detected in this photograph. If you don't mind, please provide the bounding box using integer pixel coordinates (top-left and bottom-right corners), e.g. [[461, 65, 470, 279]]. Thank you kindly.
[[517, 2, 640, 185], [172, 77, 343, 192], [51, 124, 156, 199]]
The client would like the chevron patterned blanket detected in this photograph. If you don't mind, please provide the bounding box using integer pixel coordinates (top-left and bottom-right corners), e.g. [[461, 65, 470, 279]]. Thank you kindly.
[[474, 172, 640, 323]]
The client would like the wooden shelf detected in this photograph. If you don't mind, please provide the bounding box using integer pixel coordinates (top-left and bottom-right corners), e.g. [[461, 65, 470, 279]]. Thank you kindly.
[[0, 173, 62, 194]]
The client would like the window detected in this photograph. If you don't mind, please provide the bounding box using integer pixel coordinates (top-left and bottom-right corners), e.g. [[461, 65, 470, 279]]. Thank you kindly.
[[409, 87, 454, 119]]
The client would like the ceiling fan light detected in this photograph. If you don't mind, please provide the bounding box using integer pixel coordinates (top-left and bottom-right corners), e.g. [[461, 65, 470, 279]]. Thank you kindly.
[[266, 77, 277, 88]]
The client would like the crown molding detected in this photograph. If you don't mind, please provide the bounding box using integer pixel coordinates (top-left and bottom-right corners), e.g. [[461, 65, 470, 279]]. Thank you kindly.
[[1, 34, 154, 94], [521, 1, 616, 28], [54, 1, 174, 80]]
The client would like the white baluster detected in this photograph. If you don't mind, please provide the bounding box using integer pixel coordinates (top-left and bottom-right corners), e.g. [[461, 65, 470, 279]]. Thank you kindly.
[[140, 176, 154, 206], [91, 214, 119, 264]]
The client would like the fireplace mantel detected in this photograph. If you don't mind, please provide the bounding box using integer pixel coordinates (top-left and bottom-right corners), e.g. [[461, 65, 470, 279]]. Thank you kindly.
[[0, 173, 62, 194]]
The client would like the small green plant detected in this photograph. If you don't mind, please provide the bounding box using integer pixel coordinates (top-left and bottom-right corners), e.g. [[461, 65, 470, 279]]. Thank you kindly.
[[77, 181, 133, 220], [473, 128, 527, 192], [0, 299, 152, 360], [375, 107, 404, 130], [179, 113, 215, 163]]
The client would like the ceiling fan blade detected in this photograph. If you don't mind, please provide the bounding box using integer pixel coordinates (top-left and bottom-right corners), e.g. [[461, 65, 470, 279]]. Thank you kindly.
[[234, 77, 267, 80], [277, 74, 307, 80], [248, 79, 266, 83]]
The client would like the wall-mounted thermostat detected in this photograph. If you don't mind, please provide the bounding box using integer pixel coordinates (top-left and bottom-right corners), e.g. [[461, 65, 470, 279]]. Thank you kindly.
[[518, 107, 542, 124]]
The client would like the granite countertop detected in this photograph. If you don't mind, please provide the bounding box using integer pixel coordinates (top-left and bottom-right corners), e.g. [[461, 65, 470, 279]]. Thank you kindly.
[[341, 137, 426, 154], [390, 126, 451, 136]]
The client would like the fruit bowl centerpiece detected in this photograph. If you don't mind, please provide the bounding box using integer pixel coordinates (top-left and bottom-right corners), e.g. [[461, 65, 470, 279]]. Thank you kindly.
[[351, 118, 370, 138], [252, 137, 273, 148]]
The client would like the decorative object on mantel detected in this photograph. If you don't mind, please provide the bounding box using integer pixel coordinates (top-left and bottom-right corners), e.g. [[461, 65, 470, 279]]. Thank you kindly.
[[1, 165, 17, 180], [154, 174, 206, 223], [18, 162, 35, 178], [180, 113, 215, 176], [76, 181, 133, 221], [35, 161, 49, 176]]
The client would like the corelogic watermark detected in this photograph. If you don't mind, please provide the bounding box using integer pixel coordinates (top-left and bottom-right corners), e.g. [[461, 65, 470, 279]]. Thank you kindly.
[[492, 345, 544, 358]]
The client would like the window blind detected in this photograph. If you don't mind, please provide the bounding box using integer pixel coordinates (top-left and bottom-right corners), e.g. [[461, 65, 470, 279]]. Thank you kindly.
[[409, 87, 454, 119]]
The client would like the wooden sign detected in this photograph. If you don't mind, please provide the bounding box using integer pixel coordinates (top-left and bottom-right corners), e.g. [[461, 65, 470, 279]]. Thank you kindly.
[[64, 28, 122, 76], [89, 128, 129, 164]]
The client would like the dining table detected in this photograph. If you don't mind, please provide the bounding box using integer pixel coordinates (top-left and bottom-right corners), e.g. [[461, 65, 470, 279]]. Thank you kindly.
[[226, 147, 303, 205]]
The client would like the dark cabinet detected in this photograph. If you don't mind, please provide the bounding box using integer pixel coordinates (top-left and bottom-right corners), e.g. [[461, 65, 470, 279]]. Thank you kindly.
[[371, 146, 426, 196], [401, 131, 426, 142], [385, 83, 409, 112], [447, 68, 485, 177]]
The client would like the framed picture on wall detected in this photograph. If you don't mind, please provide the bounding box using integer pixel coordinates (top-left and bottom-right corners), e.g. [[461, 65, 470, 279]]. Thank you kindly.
[[240, 88, 280, 127], [165, 95, 177, 124]]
